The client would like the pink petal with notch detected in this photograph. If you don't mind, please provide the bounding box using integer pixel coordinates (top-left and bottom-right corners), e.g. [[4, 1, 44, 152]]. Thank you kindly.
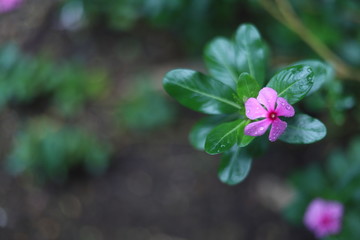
[[276, 97, 295, 117], [244, 119, 271, 137], [257, 87, 278, 111], [245, 98, 268, 120], [269, 118, 287, 142]]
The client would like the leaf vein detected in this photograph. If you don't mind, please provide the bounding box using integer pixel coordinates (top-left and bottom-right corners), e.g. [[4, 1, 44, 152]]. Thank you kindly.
[[174, 82, 241, 109], [211, 121, 244, 151]]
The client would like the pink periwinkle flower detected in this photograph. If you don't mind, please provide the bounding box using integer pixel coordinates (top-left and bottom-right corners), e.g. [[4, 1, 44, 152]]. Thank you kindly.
[[244, 87, 295, 142], [304, 198, 344, 238], [0, 0, 22, 13]]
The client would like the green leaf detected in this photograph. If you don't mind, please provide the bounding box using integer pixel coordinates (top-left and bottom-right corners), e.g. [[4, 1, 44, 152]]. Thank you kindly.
[[235, 24, 267, 85], [246, 136, 269, 157], [267, 65, 314, 104], [239, 132, 255, 147], [280, 113, 327, 144], [237, 72, 260, 103], [189, 115, 238, 150], [204, 24, 268, 88], [163, 69, 241, 114], [291, 60, 334, 95], [205, 119, 245, 155], [234, 119, 255, 147], [204, 37, 238, 89], [218, 147, 252, 185]]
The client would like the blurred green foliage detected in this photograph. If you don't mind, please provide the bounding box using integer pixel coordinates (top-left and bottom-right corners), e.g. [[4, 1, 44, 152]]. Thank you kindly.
[[299, 60, 356, 126], [291, 0, 360, 63], [305, 78, 355, 126], [6, 118, 112, 183], [62, 0, 241, 52], [284, 137, 360, 239], [0, 44, 108, 116], [117, 80, 177, 132], [60, 0, 360, 67], [255, 0, 360, 66]]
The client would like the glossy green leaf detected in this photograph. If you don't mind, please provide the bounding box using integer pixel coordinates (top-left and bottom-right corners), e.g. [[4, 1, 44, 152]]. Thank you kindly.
[[205, 119, 245, 155], [204, 37, 238, 89], [279, 114, 327, 144], [237, 72, 260, 103], [239, 132, 255, 147], [204, 24, 267, 89], [291, 60, 334, 95], [267, 65, 314, 104], [189, 115, 238, 150], [218, 147, 252, 185], [163, 69, 241, 114], [234, 119, 255, 147], [235, 24, 267, 85]]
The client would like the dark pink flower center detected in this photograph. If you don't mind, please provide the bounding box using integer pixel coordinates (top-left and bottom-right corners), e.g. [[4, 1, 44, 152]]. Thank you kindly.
[[268, 111, 277, 121], [320, 214, 333, 227]]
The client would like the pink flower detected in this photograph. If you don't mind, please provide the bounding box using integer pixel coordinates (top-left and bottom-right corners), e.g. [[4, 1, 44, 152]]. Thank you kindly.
[[304, 198, 344, 238], [244, 87, 295, 142], [0, 0, 22, 13]]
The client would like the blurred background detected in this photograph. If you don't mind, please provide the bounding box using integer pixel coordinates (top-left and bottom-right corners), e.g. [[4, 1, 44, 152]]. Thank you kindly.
[[0, 0, 359, 239]]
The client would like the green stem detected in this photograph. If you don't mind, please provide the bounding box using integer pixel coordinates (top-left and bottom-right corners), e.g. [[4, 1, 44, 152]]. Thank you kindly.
[[260, 0, 360, 82]]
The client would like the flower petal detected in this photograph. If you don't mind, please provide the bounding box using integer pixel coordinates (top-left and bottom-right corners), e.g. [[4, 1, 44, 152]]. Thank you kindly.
[[245, 98, 268, 120], [304, 198, 344, 238], [269, 118, 287, 142], [304, 198, 326, 230], [257, 87, 278, 111], [326, 201, 344, 234], [276, 97, 295, 117], [327, 201, 343, 219], [244, 119, 271, 137]]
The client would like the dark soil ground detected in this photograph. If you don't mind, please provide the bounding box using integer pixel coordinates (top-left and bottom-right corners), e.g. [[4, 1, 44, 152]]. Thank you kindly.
[[0, 2, 322, 240], [0, 116, 320, 240]]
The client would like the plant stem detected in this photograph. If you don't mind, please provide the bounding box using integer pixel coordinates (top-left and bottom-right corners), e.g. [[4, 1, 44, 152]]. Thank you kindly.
[[260, 0, 360, 82]]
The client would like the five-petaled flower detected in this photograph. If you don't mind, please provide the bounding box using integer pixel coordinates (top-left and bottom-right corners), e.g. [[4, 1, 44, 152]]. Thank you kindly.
[[244, 87, 295, 142], [304, 198, 344, 238]]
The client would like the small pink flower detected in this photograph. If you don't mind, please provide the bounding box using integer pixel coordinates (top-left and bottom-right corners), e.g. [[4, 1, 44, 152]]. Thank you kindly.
[[304, 198, 344, 238], [0, 0, 22, 13], [244, 87, 295, 142]]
